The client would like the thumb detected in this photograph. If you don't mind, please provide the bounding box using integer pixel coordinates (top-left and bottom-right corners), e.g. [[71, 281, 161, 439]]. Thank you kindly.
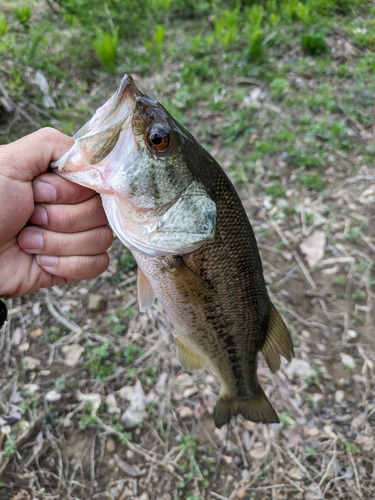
[[1, 128, 74, 181]]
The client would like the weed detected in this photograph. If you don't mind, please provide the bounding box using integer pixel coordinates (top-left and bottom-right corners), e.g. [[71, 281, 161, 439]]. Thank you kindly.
[[270, 77, 290, 101], [334, 275, 347, 286], [301, 32, 328, 56], [279, 412, 293, 426], [92, 29, 118, 73], [351, 289, 366, 300], [84, 341, 118, 380], [14, 5, 32, 29], [213, 8, 240, 49], [265, 183, 286, 199], [0, 15, 7, 36], [305, 446, 316, 457], [345, 442, 359, 454], [144, 25, 165, 68], [1, 434, 17, 456], [123, 343, 144, 364], [301, 174, 326, 191]]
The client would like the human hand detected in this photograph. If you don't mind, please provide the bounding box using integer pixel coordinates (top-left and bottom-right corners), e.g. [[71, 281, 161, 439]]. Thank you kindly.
[[0, 128, 113, 298]]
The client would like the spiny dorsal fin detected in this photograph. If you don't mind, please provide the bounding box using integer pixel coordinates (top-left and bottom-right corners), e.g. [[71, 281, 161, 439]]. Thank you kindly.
[[261, 304, 294, 373], [137, 267, 156, 312], [176, 337, 206, 372]]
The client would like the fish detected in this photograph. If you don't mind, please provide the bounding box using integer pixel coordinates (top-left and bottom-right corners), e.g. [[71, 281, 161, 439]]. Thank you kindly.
[[51, 75, 294, 428]]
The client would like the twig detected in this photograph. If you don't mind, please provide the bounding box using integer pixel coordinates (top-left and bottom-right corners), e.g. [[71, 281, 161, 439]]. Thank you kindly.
[[0, 80, 41, 128], [43, 290, 82, 335], [210, 491, 228, 500]]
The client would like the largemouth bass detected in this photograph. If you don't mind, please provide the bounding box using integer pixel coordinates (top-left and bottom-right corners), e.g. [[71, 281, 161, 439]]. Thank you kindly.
[[52, 75, 294, 428]]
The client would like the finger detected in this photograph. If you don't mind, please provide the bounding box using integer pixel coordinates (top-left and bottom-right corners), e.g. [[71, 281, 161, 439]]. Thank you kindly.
[[36, 253, 110, 281], [18, 225, 113, 256], [29, 195, 108, 232], [1, 128, 74, 181], [33, 172, 97, 204]]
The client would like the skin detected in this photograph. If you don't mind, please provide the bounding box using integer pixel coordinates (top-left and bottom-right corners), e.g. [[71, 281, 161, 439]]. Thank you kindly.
[[0, 127, 113, 298]]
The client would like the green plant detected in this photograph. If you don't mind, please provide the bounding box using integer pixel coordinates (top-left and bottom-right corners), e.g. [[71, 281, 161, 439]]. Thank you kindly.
[[0, 15, 7, 36], [279, 412, 293, 426], [92, 29, 118, 73], [14, 5, 32, 29], [351, 289, 366, 300], [345, 442, 359, 454], [301, 32, 328, 55], [301, 174, 326, 191], [2, 434, 17, 456], [84, 341, 118, 380], [213, 8, 240, 48], [123, 343, 144, 364], [144, 25, 165, 67], [265, 183, 286, 199]]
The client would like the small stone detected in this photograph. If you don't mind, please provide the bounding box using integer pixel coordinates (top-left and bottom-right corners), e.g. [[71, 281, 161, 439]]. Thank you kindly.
[[30, 328, 43, 337], [340, 353, 356, 370], [23, 384, 39, 395], [139, 494, 149, 500], [347, 329, 358, 339], [19, 342, 30, 352], [283, 358, 315, 380], [87, 294, 106, 312], [335, 390, 345, 403], [106, 439, 116, 453], [233, 452, 243, 467], [45, 390, 61, 402], [125, 449, 134, 460], [237, 488, 247, 499]]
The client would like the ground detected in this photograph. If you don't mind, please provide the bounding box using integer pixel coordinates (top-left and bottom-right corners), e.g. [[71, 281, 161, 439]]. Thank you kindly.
[[1, 2, 375, 499]]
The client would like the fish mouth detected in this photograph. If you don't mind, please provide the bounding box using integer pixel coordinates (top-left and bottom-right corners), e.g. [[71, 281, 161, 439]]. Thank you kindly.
[[50, 75, 142, 192]]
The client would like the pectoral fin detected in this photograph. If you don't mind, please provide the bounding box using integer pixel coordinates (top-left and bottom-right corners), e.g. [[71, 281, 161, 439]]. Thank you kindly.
[[137, 267, 156, 312], [261, 304, 294, 373], [176, 337, 206, 372]]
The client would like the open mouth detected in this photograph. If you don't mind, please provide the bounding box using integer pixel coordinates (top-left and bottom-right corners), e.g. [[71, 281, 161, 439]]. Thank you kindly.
[[50, 75, 142, 174]]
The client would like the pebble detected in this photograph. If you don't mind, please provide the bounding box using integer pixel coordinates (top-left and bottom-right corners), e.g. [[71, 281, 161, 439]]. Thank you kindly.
[[106, 439, 116, 453], [45, 390, 61, 402], [87, 294, 106, 312], [237, 488, 247, 499], [233, 452, 243, 467]]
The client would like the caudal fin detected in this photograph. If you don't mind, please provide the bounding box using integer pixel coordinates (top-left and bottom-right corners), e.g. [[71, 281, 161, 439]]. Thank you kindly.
[[214, 386, 279, 428]]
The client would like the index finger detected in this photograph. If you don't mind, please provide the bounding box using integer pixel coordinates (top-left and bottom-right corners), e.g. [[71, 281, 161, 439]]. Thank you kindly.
[[33, 172, 98, 204]]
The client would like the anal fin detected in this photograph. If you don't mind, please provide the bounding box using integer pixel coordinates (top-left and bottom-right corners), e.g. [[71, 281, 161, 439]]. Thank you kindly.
[[261, 304, 294, 373], [214, 385, 279, 428], [176, 337, 206, 372], [137, 267, 155, 312]]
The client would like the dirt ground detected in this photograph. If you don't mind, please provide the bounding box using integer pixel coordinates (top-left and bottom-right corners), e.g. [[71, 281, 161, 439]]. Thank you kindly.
[[1, 18, 375, 500]]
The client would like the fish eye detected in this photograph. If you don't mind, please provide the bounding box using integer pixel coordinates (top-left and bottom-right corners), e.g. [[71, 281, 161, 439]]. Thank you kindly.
[[148, 125, 170, 152]]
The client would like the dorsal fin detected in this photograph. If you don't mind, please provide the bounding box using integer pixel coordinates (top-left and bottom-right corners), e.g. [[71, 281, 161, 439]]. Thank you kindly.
[[137, 267, 156, 312], [260, 304, 294, 373]]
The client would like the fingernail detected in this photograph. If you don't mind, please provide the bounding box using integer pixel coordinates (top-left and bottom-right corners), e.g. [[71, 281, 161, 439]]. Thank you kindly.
[[36, 255, 58, 268], [21, 229, 43, 250], [29, 205, 48, 226], [33, 181, 56, 202]]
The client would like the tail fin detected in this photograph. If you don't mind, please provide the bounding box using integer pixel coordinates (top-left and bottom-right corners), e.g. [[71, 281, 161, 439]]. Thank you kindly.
[[214, 385, 279, 428]]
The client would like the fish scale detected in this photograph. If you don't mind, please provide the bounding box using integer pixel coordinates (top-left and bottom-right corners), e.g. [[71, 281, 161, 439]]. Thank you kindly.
[[52, 74, 294, 428]]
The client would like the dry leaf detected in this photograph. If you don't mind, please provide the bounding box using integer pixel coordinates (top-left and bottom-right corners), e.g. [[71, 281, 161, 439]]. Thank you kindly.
[[300, 230, 326, 267], [176, 405, 194, 418], [22, 356, 40, 370], [62, 345, 85, 366], [249, 442, 267, 459]]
